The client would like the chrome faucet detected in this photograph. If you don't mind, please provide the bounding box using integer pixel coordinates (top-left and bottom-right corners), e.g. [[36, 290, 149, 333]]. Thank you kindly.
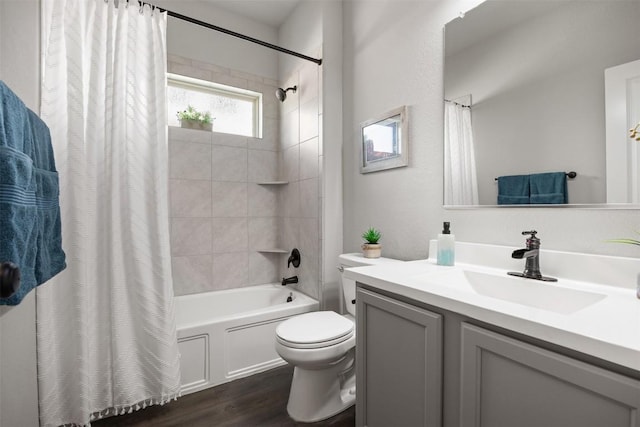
[[508, 230, 557, 282], [281, 276, 298, 286]]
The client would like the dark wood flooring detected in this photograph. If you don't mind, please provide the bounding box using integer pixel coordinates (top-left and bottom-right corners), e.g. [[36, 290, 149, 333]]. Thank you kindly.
[[93, 365, 355, 427]]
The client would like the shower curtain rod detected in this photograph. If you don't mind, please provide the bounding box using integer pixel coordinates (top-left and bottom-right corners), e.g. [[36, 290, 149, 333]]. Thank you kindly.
[[144, 2, 323, 66]]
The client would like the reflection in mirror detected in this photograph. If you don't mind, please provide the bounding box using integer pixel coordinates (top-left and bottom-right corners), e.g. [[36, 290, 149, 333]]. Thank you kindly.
[[360, 106, 408, 173], [444, 0, 640, 207]]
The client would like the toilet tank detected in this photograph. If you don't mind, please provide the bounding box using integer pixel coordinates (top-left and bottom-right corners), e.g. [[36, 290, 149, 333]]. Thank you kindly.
[[338, 253, 403, 317]]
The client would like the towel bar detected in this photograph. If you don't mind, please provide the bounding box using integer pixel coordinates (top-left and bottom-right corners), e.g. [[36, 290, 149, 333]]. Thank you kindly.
[[495, 171, 577, 181], [0, 262, 21, 299]]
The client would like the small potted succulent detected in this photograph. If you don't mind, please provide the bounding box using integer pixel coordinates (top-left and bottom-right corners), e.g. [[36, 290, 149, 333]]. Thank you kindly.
[[177, 105, 214, 131], [361, 227, 382, 259]]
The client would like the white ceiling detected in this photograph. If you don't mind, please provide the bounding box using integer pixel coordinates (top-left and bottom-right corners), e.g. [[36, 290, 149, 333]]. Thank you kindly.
[[210, 0, 301, 28]]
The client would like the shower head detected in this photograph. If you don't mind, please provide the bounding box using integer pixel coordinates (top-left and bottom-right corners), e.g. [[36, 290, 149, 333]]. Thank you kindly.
[[275, 85, 297, 102]]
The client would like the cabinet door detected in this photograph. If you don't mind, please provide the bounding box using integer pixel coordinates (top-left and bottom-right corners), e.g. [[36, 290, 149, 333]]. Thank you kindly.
[[356, 288, 443, 427], [461, 323, 640, 427]]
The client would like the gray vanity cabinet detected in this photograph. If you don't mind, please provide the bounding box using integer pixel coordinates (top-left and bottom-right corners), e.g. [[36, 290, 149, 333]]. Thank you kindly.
[[460, 323, 640, 427], [356, 285, 640, 427], [356, 288, 443, 427]]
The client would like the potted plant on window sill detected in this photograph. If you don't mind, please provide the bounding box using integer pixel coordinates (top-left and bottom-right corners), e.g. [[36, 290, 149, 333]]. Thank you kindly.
[[177, 105, 214, 131], [361, 227, 382, 259]]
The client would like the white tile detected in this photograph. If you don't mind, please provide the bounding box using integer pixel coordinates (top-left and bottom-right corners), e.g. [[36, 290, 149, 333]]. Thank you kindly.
[[299, 178, 319, 218], [212, 252, 249, 290], [211, 182, 247, 217], [170, 180, 212, 218], [282, 145, 299, 183], [281, 109, 299, 150], [211, 72, 248, 89], [167, 54, 191, 66], [248, 217, 279, 249], [191, 59, 228, 75], [171, 255, 213, 296], [169, 140, 212, 180], [300, 217, 320, 254], [170, 218, 212, 256], [249, 117, 278, 151], [248, 150, 278, 182], [279, 74, 299, 115], [248, 184, 278, 217], [169, 63, 212, 82], [230, 69, 262, 83], [250, 83, 280, 120], [212, 146, 247, 182], [299, 137, 319, 180], [300, 98, 319, 142], [248, 252, 280, 286], [169, 126, 212, 144], [212, 218, 248, 253], [212, 132, 247, 148], [299, 63, 319, 105], [281, 217, 300, 254], [279, 181, 300, 219]]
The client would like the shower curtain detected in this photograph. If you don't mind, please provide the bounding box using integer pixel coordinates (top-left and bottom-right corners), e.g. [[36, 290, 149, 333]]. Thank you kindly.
[[37, 1, 180, 425], [444, 101, 479, 205]]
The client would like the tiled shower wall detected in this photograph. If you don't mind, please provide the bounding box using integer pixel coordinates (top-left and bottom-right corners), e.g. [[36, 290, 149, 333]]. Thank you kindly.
[[168, 54, 282, 296], [279, 60, 322, 301], [167, 54, 322, 300]]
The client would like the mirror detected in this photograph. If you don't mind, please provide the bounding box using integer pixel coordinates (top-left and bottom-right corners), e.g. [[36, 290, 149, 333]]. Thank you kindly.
[[360, 106, 408, 173], [444, 0, 640, 207]]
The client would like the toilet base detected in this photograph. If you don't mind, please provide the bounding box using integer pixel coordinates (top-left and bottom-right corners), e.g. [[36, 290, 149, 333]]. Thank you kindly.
[[286, 352, 355, 423]]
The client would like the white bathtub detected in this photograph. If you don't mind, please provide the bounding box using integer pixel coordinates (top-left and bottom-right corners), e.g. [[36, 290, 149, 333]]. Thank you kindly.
[[175, 284, 318, 395]]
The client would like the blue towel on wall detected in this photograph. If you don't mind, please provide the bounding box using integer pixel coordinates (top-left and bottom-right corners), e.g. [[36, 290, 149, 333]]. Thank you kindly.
[[530, 172, 568, 204], [497, 174, 530, 205], [0, 81, 66, 305]]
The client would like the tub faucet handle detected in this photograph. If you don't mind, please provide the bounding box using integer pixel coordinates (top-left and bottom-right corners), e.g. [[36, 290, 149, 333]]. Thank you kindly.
[[288, 248, 301, 268]]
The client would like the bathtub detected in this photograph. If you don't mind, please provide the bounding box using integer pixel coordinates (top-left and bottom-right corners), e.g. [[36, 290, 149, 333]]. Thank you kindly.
[[175, 284, 318, 395]]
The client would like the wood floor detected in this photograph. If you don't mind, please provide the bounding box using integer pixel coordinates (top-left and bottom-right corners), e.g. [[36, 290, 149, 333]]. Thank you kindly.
[[94, 365, 355, 427]]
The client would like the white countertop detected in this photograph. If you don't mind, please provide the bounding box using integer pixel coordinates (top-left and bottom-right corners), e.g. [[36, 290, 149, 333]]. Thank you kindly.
[[345, 249, 640, 372]]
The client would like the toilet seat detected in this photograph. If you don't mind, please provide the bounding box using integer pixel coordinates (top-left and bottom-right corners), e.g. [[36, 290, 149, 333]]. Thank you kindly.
[[276, 311, 354, 349]]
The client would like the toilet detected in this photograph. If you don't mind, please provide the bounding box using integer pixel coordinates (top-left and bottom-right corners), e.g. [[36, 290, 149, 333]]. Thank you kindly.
[[275, 253, 402, 422]]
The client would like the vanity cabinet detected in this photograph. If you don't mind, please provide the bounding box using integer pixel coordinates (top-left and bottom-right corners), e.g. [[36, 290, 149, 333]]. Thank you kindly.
[[461, 323, 640, 427], [356, 288, 443, 427], [356, 286, 640, 427]]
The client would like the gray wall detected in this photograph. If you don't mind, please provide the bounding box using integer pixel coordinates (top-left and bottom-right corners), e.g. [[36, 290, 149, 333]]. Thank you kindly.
[[0, 1, 41, 425], [343, 0, 640, 262]]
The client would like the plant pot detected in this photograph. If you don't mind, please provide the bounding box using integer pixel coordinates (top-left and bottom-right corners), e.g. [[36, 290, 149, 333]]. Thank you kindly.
[[180, 119, 213, 131], [361, 243, 382, 259]]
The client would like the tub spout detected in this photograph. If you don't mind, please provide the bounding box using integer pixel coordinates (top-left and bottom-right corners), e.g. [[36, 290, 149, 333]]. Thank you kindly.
[[281, 276, 298, 286]]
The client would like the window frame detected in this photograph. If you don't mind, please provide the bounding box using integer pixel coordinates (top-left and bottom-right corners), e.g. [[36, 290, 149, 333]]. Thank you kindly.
[[167, 72, 263, 138]]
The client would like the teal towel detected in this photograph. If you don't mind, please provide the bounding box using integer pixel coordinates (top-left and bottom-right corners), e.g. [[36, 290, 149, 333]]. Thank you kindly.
[[530, 172, 567, 204], [0, 81, 66, 305], [28, 110, 66, 285], [497, 175, 530, 205], [0, 147, 38, 304]]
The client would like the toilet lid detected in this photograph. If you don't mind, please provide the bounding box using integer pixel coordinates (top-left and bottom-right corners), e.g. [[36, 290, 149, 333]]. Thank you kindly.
[[276, 311, 354, 348]]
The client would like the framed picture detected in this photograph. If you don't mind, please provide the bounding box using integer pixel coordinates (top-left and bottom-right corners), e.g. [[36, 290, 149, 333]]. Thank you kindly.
[[360, 106, 408, 173]]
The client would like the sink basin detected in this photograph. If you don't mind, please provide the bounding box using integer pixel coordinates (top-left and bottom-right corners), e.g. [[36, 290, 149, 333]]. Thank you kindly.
[[418, 269, 607, 314]]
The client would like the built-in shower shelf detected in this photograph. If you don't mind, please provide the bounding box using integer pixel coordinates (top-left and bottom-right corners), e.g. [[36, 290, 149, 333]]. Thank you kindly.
[[256, 249, 288, 254], [257, 181, 288, 185]]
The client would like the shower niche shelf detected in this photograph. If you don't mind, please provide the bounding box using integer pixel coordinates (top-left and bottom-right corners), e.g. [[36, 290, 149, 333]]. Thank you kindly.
[[257, 181, 288, 185], [256, 249, 288, 254]]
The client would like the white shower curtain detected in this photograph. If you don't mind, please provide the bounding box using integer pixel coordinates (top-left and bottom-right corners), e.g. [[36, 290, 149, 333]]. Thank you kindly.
[[37, 1, 180, 425], [444, 101, 479, 205]]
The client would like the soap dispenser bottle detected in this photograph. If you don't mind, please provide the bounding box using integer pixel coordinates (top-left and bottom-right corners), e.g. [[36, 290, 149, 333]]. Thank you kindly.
[[437, 222, 455, 266]]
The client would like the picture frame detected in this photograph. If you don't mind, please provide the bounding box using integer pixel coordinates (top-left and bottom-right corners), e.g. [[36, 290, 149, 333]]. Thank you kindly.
[[360, 105, 408, 173]]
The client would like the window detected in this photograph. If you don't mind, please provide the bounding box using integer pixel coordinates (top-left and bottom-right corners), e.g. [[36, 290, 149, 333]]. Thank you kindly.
[[167, 73, 262, 138]]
